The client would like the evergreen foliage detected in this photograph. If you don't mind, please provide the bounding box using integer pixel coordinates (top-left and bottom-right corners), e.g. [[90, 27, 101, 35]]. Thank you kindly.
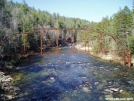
[[0, 0, 134, 54]]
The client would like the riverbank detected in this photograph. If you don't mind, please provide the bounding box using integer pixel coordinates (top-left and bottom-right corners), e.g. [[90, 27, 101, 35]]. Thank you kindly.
[[75, 44, 134, 66], [0, 54, 29, 100], [0, 71, 20, 100]]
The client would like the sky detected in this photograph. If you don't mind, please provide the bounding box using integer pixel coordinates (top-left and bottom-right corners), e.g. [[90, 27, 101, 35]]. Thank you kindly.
[[10, 0, 133, 22]]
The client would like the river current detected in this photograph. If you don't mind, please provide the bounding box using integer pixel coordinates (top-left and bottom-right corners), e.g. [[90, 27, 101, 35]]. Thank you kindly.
[[11, 47, 134, 101]]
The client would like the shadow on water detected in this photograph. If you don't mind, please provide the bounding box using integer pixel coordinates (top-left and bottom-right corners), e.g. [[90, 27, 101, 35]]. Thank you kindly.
[[13, 86, 62, 101]]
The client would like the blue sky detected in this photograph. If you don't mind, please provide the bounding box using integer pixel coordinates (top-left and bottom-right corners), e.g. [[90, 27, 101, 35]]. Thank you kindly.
[[11, 0, 133, 22]]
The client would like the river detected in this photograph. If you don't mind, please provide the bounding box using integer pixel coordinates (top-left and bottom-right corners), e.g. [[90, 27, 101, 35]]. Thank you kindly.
[[10, 47, 134, 101]]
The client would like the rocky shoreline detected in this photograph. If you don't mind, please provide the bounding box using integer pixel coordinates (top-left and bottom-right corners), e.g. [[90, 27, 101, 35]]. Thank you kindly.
[[0, 54, 28, 100], [0, 71, 20, 100]]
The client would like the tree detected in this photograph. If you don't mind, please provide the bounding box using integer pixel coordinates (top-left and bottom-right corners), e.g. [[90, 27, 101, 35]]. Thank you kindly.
[[55, 18, 64, 28], [112, 7, 133, 49], [130, 36, 134, 54]]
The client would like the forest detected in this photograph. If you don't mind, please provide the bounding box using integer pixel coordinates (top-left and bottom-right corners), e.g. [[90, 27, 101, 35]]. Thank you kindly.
[[0, 0, 134, 61]]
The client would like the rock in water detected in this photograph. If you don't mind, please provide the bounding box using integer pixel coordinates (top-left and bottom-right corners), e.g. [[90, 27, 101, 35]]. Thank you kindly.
[[82, 87, 90, 92], [77, 62, 82, 64], [94, 82, 99, 85], [66, 62, 71, 64], [6, 95, 13, 100], [110, 88, 119, 92], [50, 77, 55, 80], [104, 89, 113, 94], [119, 89, 123, 93]]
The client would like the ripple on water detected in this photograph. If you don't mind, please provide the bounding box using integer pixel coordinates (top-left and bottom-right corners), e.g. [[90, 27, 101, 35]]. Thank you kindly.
[[10, 51, 134, 101]]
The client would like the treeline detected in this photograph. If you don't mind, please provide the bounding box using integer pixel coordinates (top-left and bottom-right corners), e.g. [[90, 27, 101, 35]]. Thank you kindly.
[[80, 5, 134, 54], [0, 0, 89, 33], [0, 0, 134, 55], [0, 0, 90, 54]]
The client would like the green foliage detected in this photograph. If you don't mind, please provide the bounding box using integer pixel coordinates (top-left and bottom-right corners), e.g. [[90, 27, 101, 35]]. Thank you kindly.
[[92, 43, 99, 52], [55, 19, 63, 28], [130, 35, 134, 54], [87, 6, 134, 52], [77, 31, 84, 42], [113, 6, 132, 35], [1, 0, 134, 56]]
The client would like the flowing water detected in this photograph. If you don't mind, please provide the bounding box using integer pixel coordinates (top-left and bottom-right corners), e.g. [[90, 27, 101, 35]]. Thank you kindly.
[[10, 47, 134, 101]]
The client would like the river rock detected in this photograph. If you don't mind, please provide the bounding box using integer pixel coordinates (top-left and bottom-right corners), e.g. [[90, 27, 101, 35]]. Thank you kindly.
[[80, 81, 90, 87], [78, 75, 87, 79], [110, 88, 119, 92], [82, 87, 90, 92], [127, 80, 134, 85], [113, 67, 118, 71], [66, 62, 71, 64], [79, 84, 82, 87], [104, 87, 122, 94], [1, 83, 9, 90], [1, 75, 12, 82], [6, 66, 13, 69], [119, 89, 123, 93], [5, 95, 14, 100], [13, 86, 20, 91], [50, 77, 55, 80], [0, 71, 4, 75], [3, 77, 12, 82], [99, 67, 104, 69], [8, 86, 20, 95], [77, 62, 82, 64], [94, 81, 99, 85], [103, 89, 113, 94]]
